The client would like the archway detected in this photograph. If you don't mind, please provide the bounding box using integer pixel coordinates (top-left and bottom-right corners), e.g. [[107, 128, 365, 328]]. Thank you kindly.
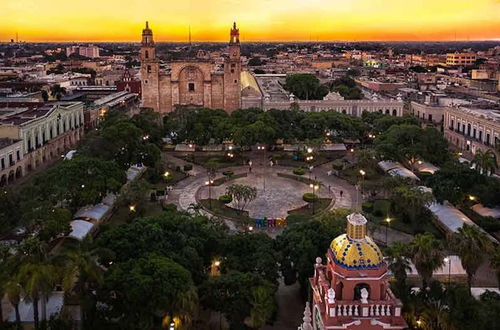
[[15, 166, 22, 179], [8, 170, 15, 183], [354, 283, 370, 300]]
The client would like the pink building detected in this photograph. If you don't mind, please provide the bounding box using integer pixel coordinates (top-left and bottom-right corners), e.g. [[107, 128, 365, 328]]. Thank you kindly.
[[308, 213, 407, 330]]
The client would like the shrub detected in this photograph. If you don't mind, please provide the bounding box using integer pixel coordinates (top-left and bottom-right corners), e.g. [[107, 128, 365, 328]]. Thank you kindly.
[[332, 160, 344, 170], [222, 170, 234, 177], [373, 199, 391, 217], [183, 164, 193, 171], [161, 203, 177, 212], [303, 193, 318, 203], [293, 167, 306, 176], [362, 202, 373, 213], [273, 153, 283, 160], [219, 194, 233, 204]]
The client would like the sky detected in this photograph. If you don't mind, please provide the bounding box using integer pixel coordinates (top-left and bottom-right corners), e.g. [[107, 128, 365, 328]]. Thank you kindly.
[[0, 0, 499, 42]]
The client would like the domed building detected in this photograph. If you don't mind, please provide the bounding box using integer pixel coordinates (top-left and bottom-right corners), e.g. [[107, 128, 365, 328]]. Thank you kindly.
[[307, 213, 407, 330]]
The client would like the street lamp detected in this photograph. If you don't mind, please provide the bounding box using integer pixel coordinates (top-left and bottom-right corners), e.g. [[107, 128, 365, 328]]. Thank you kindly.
[[129, 205, 136, 212], [258, 146, 266, 191], [357, 169, 366, 208], [385, 217, 391, 245], [307, 147, 313, 154], [205, 180, 214, 209], [444, 257, 451, 284], [309, 184, 319, 214]]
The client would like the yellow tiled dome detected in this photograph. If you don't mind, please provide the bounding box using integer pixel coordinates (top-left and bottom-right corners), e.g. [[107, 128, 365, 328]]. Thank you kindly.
[[330, 234, 384, 270]]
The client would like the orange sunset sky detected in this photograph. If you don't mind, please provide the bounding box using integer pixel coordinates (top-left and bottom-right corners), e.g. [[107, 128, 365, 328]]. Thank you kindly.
[[1, 0, 499, 42]]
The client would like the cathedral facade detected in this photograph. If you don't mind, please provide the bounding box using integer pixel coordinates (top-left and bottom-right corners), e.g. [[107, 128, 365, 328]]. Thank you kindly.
[[140, 22, 242, 113]]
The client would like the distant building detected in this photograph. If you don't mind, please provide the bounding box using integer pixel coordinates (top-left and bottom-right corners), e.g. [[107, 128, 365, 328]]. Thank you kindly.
[[116, 69, 141, 96], [308, 213, 407, 330], [140, 21, 241, 113], [0, 138, 23, 185], [66, 45, 100, 58], [444, 106, 500, 172], [446, 53, 476, 66]]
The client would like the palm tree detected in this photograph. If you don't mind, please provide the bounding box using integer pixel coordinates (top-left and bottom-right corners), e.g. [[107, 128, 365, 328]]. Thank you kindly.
[[391, 185, 434, 229], [17, 262, 57, 330], [5, 280, 22, 328], [449, 225, 493, 294], [472, 149, 497, 175], [408, 234, 444, 289], [386, 242, 412, 292], [171, 286, 198, 328], [58, 238, 104, 325], [490, 246, 500, 289]]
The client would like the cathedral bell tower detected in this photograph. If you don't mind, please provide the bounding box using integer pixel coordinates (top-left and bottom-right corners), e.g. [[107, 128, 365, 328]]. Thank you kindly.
[[223, 22, 241, 112], [140, 21, 160, 111]]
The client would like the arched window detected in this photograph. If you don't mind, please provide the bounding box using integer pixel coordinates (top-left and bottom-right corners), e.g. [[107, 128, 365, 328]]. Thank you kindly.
[[147, 65, 151, 73], [145, 50, 149, 59], [392, 109, 397, 116]]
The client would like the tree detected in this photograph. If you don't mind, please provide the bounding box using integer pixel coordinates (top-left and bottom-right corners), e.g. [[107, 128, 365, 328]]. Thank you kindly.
[[328, 76, 363, 100], [221, 233, 280, 285], [449, 225, 493, 294], [43, 156, 126, 210], [226, 184, 257, 213], [248, 285, 277, 328], [491, 246, 500, 289], [390, 185, 434, 229], [49, 84, 66, 100], [100, 255, 194, 329], [284, 74, 329, 100], [386, 242, 412, 294], [17, 262, 58, 329], [407, 234, 444, 289], [375, 125, 450, 167], [58, 238, 104, 325], [471, 149, 497, 175], [275, 209, 346, 290], [199, 271, 277, 329], [0, 187, 22, 233]]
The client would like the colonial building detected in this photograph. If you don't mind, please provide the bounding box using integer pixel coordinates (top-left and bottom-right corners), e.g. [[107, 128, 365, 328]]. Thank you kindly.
[[140, 22, 241, 113], [309, 213, 406, 330], [444, 106, 500, 172], [0, 102, 84, 183]]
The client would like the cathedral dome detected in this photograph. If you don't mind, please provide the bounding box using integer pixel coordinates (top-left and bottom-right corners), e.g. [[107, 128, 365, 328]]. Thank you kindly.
[[329, 213, 384, 270]]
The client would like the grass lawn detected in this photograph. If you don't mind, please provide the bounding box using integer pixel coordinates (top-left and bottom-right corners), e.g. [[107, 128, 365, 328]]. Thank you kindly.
[[286, 198, 332, 225], [104, 202, 164, 228], [175, 152, 245, 169], [199, 198, 250, 223], [273, 152, 335, 168], [339, 165, 383, 185], [364, 199, 443, 237]]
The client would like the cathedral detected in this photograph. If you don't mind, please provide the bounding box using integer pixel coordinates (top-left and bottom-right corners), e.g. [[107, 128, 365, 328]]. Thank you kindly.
[[140, 22, 242, 113], [301, 213, 407, 330]]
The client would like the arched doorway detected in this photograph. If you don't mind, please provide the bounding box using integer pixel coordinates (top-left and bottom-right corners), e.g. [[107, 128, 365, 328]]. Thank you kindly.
[[354, 283, 370, 300], [15, 166, 22, 179], [8, 170, 15, 183]]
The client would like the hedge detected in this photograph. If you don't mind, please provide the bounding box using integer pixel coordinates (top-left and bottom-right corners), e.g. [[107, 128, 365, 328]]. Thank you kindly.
[[293, 167, 306, 175], [219, 194, 233, 204]]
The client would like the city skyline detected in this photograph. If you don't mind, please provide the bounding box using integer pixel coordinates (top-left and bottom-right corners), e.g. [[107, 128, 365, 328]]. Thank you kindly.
[[1, 0, 500, 42]]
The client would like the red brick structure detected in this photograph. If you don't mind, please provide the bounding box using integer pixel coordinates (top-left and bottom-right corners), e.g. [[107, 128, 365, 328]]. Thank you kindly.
[[310, 213, 407, 330]]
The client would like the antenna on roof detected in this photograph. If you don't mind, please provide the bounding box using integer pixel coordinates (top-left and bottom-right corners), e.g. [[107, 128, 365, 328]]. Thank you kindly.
[[189, 25, 192, 46]]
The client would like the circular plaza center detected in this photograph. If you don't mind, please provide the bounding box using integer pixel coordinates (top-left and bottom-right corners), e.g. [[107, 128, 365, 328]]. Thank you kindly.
[[197, 167, 332, 219]]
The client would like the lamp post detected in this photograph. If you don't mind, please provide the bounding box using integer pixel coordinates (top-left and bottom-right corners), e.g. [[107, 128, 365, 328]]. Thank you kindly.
[[358, 169, 366, 208], [309, 183, 319, 215], [258, 146, 266, 191], [385, 217, 391, 246], [205, 179, 214, 209], [444, 257, 451, 284]]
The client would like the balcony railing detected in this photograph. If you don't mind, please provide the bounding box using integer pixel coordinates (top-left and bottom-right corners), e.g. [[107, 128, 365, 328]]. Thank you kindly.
[[324, 300, 402, 318]]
